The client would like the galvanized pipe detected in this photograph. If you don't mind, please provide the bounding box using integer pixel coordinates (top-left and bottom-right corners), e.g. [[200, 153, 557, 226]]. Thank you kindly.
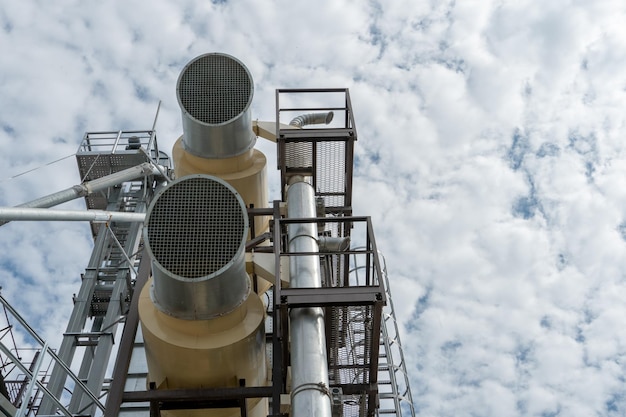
[[0, 163, 160, 227], [177, 53, 256, 158], [287, 178, 332, 417], [143, 175, 250, 319], [29, 162, 159, 207], [0, 208, 145, 222]]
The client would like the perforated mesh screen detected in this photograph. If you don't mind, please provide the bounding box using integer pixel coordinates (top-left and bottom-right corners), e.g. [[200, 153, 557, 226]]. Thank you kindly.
[[177, 54, 252, 124], [146, 177, 246, 278], [285, 141, 313, 171], [283, 140, 348, 209], [328, 305, 374, 386], [317, 141, 346, 208]]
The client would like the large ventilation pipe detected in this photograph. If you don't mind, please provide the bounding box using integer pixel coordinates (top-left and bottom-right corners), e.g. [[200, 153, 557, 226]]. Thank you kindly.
[[177, 53, 255, 159], [143, 174, 250, 319], [172, 53, 268, 234], [287, 177, 332, 417], [138, 175, 267, 416]]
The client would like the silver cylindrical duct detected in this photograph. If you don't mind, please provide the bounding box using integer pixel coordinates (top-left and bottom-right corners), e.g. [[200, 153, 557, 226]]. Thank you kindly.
[[0, 163, 161, 227], [144, 174, 250, 320], [0, 207, 145, 223], [287, 179, 332, 417], [318, 236, 350, 252], [176, 53, 255, 159]]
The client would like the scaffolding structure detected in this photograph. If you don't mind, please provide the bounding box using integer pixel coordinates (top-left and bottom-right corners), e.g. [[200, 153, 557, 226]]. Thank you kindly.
[[0, 79, 414, 417]]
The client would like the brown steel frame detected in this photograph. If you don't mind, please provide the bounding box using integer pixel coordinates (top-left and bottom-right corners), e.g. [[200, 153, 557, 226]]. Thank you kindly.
[[275, 88, 356, 216], [104, 88, 385, 417], [105, 211, 385, 417]]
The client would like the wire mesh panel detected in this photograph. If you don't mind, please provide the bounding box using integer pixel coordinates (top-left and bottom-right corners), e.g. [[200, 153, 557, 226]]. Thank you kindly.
[[284, 141, 314, 174], [328, 305, 375, 386], [277, 89, 356, 215], [177, 54, 253, 125], [145, 176, 246, 279], [316, 141, 347, 209]]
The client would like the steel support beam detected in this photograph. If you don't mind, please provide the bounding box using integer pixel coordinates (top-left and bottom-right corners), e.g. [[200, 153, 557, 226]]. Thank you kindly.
[[103, 251, 152, 417]]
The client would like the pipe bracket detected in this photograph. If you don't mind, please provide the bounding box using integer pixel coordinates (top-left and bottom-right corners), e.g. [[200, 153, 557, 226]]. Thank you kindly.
[[291, 382, 332, 400]]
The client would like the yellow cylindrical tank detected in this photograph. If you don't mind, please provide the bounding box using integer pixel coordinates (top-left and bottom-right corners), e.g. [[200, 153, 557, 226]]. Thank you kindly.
[[172, 138, 269, 235], [139, 277, 268, 417]]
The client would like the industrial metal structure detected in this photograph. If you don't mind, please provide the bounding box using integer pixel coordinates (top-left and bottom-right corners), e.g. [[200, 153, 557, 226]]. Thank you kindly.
[[0, 53, 414, 417]]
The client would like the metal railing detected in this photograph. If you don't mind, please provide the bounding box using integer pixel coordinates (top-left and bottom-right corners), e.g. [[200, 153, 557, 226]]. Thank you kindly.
[[77, 130, 159, 157], [0, 295, 106, 416]]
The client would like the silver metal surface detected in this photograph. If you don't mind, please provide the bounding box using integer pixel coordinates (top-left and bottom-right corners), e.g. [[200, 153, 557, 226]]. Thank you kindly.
[[144, 174, 250, 319], [318, 236, 350, 252], [0, 207, 145, 222], [289, 112, 334, 127], [176, 53, 255, 158], [287, 179, 332, 417], [0, 163, 159, 227]]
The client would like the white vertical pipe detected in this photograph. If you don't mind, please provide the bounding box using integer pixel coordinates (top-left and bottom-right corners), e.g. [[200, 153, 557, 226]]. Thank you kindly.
[[287, 178, 332, 417]]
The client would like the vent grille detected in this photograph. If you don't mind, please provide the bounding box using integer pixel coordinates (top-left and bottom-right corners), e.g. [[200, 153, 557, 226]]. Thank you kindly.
[[146, 176, 246, 279], [177, 54, 252, 125]]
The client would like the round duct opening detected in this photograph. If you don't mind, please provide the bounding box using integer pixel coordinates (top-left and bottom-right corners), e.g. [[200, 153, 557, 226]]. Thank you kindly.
[[144, 174, 250, 319], [177, 53, 253, 126], [175, 53, 256, 158]]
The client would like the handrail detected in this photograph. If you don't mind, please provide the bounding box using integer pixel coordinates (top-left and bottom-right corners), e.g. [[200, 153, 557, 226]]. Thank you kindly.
[[0, 295, 106, 413]]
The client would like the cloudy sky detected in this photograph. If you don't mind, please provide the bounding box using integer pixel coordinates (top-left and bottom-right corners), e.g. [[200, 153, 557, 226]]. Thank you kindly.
[[2, 0, 626, 416]]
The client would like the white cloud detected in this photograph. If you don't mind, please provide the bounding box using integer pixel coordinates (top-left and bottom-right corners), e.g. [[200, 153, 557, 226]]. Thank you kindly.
[[2, 0, 626, 415]]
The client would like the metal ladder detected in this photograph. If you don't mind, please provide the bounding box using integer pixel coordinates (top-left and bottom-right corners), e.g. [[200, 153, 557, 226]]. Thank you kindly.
[[350, 250, 416, 417], [38, 182, 149, 416]]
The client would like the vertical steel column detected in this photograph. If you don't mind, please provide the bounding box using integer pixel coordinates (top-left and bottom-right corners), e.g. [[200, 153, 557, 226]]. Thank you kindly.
[[37, 219, 111, 415], [71, 211, 145, 415], [287, 178, 332, 417], [38, 186, 147, 416], [103, 248, 151, 417]]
